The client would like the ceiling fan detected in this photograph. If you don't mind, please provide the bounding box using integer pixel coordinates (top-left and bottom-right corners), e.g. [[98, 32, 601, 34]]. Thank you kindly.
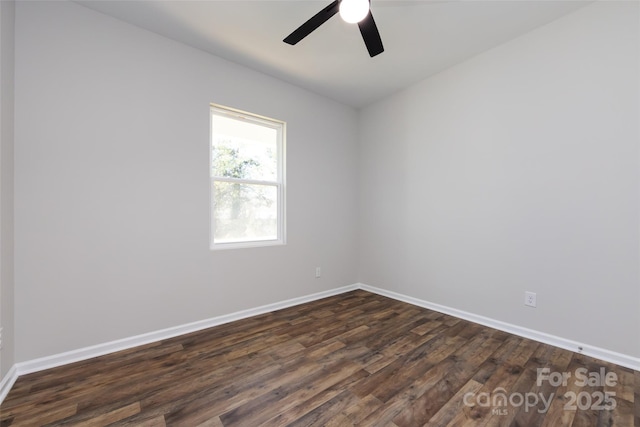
[[283, 0, 384, 58]]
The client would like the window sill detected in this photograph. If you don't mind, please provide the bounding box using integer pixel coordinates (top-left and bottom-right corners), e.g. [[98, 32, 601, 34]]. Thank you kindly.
[[210, 239, 285, 251]]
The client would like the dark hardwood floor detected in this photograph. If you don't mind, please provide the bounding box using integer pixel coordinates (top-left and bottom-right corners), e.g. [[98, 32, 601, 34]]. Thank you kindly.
[[0, 290, 637, 426]]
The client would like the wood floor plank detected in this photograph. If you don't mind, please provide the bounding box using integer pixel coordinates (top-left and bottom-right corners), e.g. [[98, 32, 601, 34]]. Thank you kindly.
[[425, 379, 484, 426], [260, 366, 370, 426], [9, 403, 77, 426], [133, 415, 167, 427], [194, 417, 223, 427], [217, 360, 364, 426], [286, 390, 360, 427], [42, 401, 140, 427], [340, 393, 383, 424], [634, 370, 640, 426], [1, 290, 636, 426], [391, 330, 505, 426], [569, 356, 611, 427], [445, 337, 541, 426], [511, 346, 574, 427], [362, 332, 470, 403], [539, 354, 589, 427]]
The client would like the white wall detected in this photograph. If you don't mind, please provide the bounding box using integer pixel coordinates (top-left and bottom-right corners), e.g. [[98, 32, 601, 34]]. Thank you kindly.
[[359, 1, 639, 357], [14, 1, 359, 361], [11, 0, 639, 366], [0, 0, 15, 380]]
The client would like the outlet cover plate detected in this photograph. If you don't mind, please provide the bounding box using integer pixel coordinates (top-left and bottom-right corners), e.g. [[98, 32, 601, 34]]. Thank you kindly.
[[525, 291, 537, 308]]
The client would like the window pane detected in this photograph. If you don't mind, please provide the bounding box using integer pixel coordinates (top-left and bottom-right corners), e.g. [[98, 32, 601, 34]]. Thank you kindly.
[[211, 115, 277, 181], [213, 181, 278, 243]]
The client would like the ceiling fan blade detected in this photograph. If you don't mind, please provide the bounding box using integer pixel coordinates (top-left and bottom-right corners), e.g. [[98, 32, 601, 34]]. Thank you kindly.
[[358, 11, 384, 57], [283, 0, 340, 45]]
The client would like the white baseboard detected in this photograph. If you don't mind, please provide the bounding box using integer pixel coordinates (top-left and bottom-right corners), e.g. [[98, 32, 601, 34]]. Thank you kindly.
[[2, 282, 637, 406], [12, 284, 359, 378], [0, 364, 18, 404], [358, 283, 640, 371]]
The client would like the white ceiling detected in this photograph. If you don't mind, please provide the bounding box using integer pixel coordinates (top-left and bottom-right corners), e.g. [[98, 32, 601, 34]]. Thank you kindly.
[[76, 0, 590, 108]]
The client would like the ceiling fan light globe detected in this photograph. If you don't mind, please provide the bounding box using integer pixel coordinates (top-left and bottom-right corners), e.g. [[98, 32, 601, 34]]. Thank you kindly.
[[339, 0, 369, 24]]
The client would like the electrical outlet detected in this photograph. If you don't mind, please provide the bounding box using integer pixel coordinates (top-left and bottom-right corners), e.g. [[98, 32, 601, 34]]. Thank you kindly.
[[524, 292, 537, 308], [315, 267, 321, 278]]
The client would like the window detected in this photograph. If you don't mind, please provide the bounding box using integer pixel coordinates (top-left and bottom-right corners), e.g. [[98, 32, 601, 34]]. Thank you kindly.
[[210, 104, 286, 249]]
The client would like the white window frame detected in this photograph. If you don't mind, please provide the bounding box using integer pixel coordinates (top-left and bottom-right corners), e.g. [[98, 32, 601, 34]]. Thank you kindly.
[[210, 104, 286, 250]]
